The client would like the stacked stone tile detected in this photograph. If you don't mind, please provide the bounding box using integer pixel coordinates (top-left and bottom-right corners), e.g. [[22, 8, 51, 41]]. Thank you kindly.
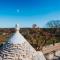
[[1, 43, 35, 60], [1, 40, 37, 60]]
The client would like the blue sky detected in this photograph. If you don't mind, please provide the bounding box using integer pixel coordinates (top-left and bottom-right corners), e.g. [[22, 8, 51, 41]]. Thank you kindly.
[[0, 0, 60, 28]]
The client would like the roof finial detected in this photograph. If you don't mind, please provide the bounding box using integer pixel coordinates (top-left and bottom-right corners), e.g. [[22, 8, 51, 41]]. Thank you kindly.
[[15, 24, 20, 32]]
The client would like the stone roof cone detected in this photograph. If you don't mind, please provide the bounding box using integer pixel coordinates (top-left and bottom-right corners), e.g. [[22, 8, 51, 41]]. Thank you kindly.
[[8, 24, 26, 44], [0, 24, 46, 60]]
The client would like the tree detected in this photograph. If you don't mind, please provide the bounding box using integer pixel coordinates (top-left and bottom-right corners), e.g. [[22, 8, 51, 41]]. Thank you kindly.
[[46, 20, 60, 28], [46, 20, 60, 45], [32, 24, 37, 28]]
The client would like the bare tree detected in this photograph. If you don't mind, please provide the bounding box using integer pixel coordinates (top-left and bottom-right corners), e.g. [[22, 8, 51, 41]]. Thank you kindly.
[[46, 20, 60, 45], [46, 20, 60, 28]]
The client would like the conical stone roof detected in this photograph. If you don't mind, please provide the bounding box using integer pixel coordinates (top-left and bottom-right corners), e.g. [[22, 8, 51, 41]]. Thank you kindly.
[[0, 24, 46, 60]]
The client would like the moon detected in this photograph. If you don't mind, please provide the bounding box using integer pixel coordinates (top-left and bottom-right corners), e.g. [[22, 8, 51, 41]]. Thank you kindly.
[[17, 9, 20, 13]]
